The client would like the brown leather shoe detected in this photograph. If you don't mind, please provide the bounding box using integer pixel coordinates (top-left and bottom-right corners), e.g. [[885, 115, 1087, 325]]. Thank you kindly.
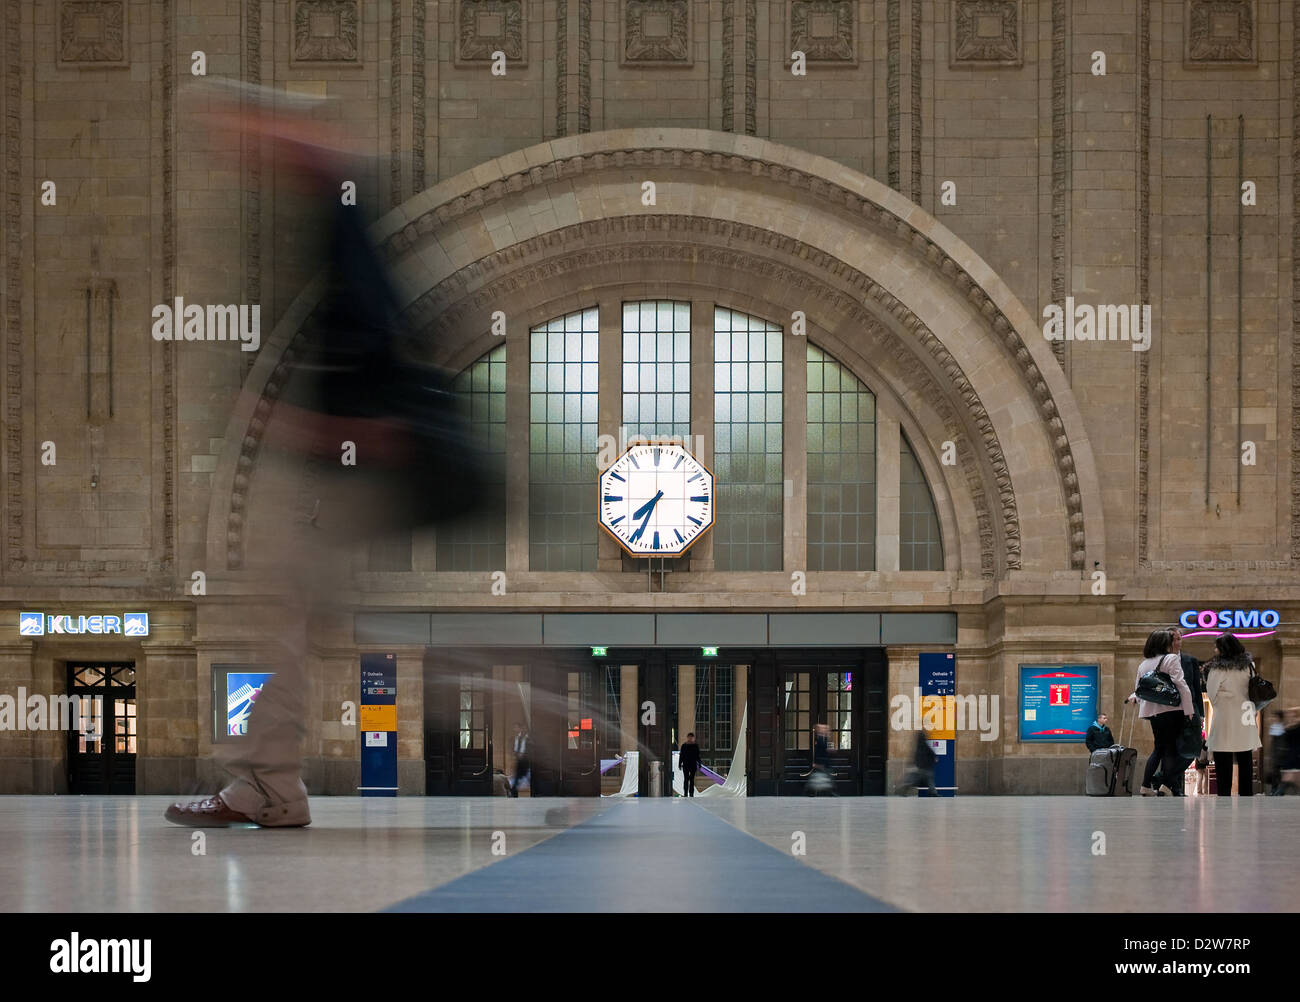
[[164, 794, 259, 828]]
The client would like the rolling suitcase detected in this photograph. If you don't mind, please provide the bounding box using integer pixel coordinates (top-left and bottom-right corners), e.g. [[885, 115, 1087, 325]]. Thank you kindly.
[[1086, 704, 1138, 796]]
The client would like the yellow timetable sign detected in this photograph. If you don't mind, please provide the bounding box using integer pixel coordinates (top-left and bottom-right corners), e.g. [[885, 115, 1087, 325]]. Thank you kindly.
[[920, 695, 956, 740], [360, 704, 397, 732]]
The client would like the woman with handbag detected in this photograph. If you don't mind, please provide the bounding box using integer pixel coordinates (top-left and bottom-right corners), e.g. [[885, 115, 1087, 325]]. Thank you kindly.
[[1204, 633, 1262, 796], [1126, 629, 1195, 797]]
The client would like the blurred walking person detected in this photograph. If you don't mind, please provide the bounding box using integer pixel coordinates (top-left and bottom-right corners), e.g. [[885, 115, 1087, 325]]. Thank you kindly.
[[895, 730, 938, 796], [510, 723, 531, 797], [166, 83, 493, 828]]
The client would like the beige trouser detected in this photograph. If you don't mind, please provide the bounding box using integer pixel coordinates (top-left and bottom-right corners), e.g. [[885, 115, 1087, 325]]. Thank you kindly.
[[213, 444, 404, 825]]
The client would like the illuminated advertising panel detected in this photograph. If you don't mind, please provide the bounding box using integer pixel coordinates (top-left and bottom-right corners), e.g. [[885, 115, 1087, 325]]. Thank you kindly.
[[1018, 664, 1099, 742]]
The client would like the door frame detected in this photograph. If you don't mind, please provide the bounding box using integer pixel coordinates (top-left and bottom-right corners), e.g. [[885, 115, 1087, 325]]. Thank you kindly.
[[65, 660, 137, 795]]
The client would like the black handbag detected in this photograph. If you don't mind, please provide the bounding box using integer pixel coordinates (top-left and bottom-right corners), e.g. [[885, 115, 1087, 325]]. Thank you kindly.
[[1136, 655, 1182, 707], [1248, 661, 1277, 711], [1176, 716, 1202, 759]]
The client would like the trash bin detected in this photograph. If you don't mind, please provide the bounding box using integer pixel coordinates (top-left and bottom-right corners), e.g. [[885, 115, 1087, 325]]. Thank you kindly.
[[649, 760, 662, 797]]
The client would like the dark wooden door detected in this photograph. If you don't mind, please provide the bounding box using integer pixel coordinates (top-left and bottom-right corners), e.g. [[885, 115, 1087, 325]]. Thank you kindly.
[[452, 669, 493, 794], [66, 662, 136, 794], [776, 660, 879, 796], [559, 665, 601, 796]]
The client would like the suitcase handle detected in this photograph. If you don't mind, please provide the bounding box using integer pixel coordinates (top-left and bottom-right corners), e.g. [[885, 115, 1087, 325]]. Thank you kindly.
[[1118, 698, 1136, 747]]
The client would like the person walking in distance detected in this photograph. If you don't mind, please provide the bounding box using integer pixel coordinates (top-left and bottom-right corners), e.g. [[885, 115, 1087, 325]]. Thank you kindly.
[[679, 732, 700, 797], [1204, 633, 1262, 797], [1126, 628, 1195, 797], [510, 722, 531, 798]]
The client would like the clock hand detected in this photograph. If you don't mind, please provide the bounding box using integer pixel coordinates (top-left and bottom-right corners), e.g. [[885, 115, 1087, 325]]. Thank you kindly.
[[628, 491, 664, 543], [631, 490, 664, 521]]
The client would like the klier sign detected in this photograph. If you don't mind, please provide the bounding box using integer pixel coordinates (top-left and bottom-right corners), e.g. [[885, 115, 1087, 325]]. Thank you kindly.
[[18, 612, 149, 637], [1178, 609, 1279, 638]]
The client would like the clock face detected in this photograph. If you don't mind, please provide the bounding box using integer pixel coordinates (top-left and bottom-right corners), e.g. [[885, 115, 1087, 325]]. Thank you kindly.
[[598, 444, 715, 557]]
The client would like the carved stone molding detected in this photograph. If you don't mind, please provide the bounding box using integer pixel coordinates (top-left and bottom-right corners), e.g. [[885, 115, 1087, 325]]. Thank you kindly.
[[162, 0, 175, 573], [887, 0, 899, 190], [58, 0, 127, 66], [1049, 0, 1066, 368], [623, 0, 691, 65], [457, 0, 525, 65], [910, 0, 921, 201], [1293, 8, 1300, 559], [579, 0, 590, 131], [413, 0, 426, 189], [556, 0, 567, 135], [374, 145, 1084, 566], [1138, 0, 1151, 565], [951, 0, 1022, 68], [1185, 0, 1256, 66], [789, 0, 855, 65], [722, 0, 734, 131], [5, 0, 23, 570], [745, 0, 756, 134], [291, 0, 360, 64]]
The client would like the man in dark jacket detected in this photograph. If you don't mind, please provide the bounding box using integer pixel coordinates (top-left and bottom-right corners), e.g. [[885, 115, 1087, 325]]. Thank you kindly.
[[1085, 712, 1114, 753], [679, 732, 700, 797]]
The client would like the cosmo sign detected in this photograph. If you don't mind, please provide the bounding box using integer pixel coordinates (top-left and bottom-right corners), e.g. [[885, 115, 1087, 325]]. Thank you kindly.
[[18, 612, 149, 637], [1178, 608, 1279, 639]]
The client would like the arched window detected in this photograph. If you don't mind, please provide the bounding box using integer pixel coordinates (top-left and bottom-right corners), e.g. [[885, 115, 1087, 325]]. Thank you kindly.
[[529, 307, 600, 571], [435, 343, 507, 571], [806, 343, 876, 571], [900, 433, 944, 570], [622, 301, 690, 441], [713, 308, 783, 571]]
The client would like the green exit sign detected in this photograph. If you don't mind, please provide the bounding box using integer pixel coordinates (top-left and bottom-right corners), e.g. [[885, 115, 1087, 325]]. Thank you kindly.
[[701, 646, 719, 657], [591, 646, 608, 657]]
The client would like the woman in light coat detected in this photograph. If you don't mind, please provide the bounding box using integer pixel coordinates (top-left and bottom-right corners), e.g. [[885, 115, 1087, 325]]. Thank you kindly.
[[1127, 629, 1196, 796], [1204, 633, 1262, 796]]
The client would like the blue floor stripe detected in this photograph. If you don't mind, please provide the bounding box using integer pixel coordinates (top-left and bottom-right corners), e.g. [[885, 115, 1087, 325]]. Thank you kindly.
[[387, 801, 899, 913]]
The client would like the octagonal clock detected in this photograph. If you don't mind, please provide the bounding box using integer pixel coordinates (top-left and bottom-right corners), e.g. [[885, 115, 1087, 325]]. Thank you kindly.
[[598, 444, 715, 556]]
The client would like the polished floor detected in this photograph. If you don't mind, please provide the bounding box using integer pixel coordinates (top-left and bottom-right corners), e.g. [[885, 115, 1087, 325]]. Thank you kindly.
[[0, 795, 1295, 912]]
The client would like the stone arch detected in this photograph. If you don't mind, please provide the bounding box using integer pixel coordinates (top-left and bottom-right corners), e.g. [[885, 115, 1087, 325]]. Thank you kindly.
[[208, 129, 1104, 579]]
